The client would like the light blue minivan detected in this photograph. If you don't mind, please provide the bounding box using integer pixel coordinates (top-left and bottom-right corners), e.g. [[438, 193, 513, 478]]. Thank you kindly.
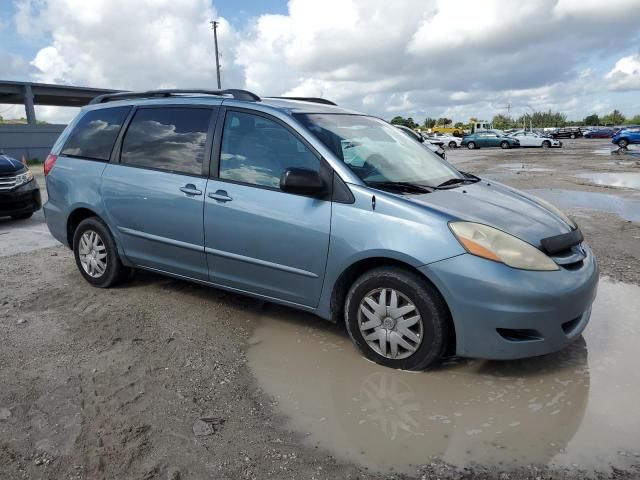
[[43, 89, 598, 370]]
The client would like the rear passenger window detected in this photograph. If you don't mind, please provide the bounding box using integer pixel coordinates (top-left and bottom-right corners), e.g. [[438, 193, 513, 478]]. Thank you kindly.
[[61, 106, 130, 161], [120, 107, 212, 175], [219, 111, 319, 189]]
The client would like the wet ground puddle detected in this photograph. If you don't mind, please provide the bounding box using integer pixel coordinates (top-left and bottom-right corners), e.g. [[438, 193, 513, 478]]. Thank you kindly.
[[528, 189, 640, 223], [576, 172, 640, 190], [247, 279, 640, 473]]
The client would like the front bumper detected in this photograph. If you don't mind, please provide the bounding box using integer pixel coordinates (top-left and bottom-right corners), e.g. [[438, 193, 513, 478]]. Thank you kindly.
[[0, 180, 42, 217], [421, 245, 598, 360]]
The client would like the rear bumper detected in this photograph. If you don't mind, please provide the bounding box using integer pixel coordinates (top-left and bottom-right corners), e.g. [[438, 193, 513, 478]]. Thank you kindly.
[[421, 245, 599, 360], [0, 180, 42, 217]]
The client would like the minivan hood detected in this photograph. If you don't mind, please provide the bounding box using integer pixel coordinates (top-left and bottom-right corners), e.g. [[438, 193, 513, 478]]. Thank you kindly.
[[406, 180, 572, 246], [0, 155, 25, 174]]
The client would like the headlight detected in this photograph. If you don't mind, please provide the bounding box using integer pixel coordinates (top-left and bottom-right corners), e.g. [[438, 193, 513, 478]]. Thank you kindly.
[[15, 169, 34, 187], [527, 195, 576, 229], [449, 222, 559, 271]]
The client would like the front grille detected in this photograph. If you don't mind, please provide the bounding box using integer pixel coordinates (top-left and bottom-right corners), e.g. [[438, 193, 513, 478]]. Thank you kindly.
[[0, 175, 18, 191]]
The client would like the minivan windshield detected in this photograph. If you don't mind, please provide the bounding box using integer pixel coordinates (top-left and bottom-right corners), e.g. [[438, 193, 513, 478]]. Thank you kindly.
[[295, 114, 464, 188]]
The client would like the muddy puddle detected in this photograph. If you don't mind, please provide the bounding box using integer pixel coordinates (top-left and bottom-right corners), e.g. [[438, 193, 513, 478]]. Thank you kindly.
[[495, 162, 554, 173], [247, 279, 640, 474], [528, 189, 640, 223], [592, 146, 640, 157], [577, 172, 640, 190]]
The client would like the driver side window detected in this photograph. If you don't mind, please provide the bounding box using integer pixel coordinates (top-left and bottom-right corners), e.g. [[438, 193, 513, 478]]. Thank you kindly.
[[219, 111, 320, 189]]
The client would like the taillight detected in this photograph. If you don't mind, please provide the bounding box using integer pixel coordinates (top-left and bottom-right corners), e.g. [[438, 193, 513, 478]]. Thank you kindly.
[[44, 154, 58, 176]]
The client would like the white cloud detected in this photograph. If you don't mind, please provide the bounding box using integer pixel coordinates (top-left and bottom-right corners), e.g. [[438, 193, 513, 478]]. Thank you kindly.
[[606, 54, 640, 92], [11, 0, 640, 124]]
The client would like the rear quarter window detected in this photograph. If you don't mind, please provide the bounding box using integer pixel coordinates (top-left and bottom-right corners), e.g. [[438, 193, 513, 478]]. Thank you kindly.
[[61, 106, 131, 161]]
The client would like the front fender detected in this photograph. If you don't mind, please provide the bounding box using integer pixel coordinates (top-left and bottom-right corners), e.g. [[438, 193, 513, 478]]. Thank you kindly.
[[315, 185, 465, 319]]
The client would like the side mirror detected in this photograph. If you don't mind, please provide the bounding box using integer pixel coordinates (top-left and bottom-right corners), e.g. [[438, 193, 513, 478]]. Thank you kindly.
[[280, 167, 326, 196]]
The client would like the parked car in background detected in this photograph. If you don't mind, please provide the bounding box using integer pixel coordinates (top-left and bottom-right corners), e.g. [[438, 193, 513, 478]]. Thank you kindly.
[[550, 128, 582, 139], [584, 128, 616, 139], [461, 132, 520, 149], [612, 127, 640, 147], [0, 154, 42, 220], [429, 132, 462, 148], [395, 125, 447, 159], [43, 88, 598, 370], [508, 131, 562, 148]]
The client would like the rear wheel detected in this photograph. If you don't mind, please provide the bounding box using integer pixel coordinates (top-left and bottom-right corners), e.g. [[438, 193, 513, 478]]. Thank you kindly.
[[467, 142, 476, 150], [500, 141, 510, 149], [542, 140, 551, 148], [344, 267, 449, 370], [618, 138, 629, 148], [448, 141, 457, 149], [570, 134, 576, 139], [73, 217, 129, 288]]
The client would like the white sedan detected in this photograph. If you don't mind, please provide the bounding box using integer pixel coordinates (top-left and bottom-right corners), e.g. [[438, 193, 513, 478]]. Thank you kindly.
[[509, 131, 562, 148], [429, 132, 462, 148]]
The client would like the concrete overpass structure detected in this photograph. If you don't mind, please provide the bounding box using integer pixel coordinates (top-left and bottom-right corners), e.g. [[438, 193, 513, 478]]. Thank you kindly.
[[0, 80, 120, 161]]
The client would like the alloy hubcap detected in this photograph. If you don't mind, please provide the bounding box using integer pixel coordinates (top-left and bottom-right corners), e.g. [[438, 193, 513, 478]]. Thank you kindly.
[[358, 288, 423, 360], [78, 230, 107, 278]]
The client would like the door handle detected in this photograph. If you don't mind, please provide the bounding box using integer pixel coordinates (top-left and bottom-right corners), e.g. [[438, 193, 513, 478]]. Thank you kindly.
[[208, 190, 233, 203], [180, 184, 202, 196]]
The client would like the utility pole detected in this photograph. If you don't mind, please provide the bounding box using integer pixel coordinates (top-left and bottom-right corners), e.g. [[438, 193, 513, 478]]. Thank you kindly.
[[210, 20, 222, 89]]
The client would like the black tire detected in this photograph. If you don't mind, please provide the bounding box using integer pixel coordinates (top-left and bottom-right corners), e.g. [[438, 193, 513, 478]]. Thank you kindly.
[[618, 138, 629, 148], [448, 141, 457, 149], [344, 267, 450, 370], [500, 141, 510, 149], [11, 212, 33, 220], [72, 217, 129, 288], [542, 140, 551, 148], [467, 142, 476, 150], [570, 134, 576, 139]]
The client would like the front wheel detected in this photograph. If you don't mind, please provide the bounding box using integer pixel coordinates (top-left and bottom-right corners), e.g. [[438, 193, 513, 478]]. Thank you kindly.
[[344, 267, 450, 370], [448, 141, 457, 149], [73, 217, 129, 288], [618, 139, 629, 148], [467, 142, 476, 150], [542, 140, 551, 148], [500, 141, 510, 149], [570, 134, 576, 139]]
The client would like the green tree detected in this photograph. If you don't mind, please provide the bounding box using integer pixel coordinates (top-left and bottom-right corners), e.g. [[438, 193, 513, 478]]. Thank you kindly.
[[626, 114, 640, 125], [390, 116, 418, 129], [515, 110, 567, 128], [423, 117, 437, 129], [436, 117, 452, 126], [602, 109, 626, 125], [583, 114, 600, 126], [491, 114, 514, 130], [454, 122, 464, 129]]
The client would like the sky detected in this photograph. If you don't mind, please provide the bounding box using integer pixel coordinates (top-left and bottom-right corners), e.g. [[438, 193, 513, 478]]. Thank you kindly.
[[1, 0, 639, 124]]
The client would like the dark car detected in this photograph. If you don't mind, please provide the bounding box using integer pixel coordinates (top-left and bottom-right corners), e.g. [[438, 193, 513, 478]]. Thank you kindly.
[[395, 125, 447, 159], [460, 132, 520, 149], [584, 128, 615, 139], [550, 128, 583, 139], [0, 154, 42, 220]]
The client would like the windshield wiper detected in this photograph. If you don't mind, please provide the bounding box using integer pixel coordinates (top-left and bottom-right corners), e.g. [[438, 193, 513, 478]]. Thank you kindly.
[[367, 181, 434, 194], [434, 175, 481, 189]]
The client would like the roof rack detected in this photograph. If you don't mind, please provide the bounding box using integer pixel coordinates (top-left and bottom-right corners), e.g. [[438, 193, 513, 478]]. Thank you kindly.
[[268, 96, 337, 106], [89, 88, 261, 105]]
